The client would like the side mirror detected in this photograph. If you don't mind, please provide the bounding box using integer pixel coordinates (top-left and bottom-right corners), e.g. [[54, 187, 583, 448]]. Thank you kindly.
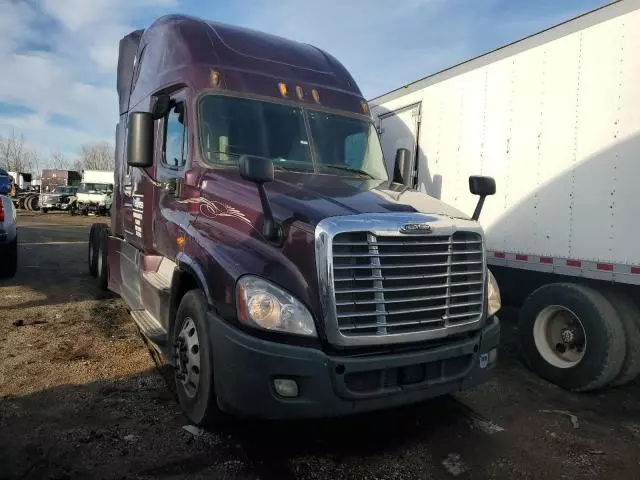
[[239, 155, 274, 183], [151, 94, 171, 120], [468, 175, 496, 220], [238, 155, 280, 242], [127, 112, 154, 168], [469, 176, 496, 196], [393, 148, 411, 186]]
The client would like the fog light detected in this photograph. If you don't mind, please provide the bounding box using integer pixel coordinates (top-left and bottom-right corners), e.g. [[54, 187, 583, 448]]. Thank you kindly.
[[273, 378, 298, 398], [488, 348, 498, 364]]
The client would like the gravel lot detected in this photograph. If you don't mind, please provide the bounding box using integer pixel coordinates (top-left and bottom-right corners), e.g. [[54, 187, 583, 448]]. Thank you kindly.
[[1, 212, 639, 479]]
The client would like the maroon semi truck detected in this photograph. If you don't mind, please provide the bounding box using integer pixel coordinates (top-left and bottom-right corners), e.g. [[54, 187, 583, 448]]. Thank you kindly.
[[88, 15, 501, 424]]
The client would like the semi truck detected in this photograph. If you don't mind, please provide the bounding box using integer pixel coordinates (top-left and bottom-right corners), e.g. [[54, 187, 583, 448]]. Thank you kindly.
[[370, 0, 640, 392], [88, 15, 501, 424], [76, 170, 114, 216], [40, 169, 81, 213]]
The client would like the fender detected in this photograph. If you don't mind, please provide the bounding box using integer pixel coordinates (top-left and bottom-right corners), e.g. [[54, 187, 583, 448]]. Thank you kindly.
[[174, 252, 213, 305]]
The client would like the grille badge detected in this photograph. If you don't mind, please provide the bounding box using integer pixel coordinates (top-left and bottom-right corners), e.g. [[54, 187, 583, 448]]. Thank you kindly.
[[399, 223, 432, 234]]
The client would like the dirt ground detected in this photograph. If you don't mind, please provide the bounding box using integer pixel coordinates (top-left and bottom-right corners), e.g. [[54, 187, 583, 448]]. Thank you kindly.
[[1, 212, 639, 480]]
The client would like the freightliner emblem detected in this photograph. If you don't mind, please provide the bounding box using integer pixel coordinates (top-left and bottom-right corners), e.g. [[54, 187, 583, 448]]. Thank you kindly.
[[399, 223, 432, 234]]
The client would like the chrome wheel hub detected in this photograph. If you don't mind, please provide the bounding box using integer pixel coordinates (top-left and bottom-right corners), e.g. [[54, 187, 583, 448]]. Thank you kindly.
[[533, 305, 586, 368], [174, 317, 200, 398]]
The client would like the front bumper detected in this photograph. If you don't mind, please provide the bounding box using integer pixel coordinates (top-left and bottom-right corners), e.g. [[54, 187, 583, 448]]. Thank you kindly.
[[209, 313, 500, 419], [78, 202, 109, 213]]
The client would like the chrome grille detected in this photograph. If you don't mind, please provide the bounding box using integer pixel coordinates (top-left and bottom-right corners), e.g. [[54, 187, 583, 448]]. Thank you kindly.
[[331, 231, 484, 337]]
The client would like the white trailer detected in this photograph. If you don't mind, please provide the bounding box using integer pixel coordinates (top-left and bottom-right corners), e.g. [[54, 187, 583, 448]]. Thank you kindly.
[[8, 172, 32, 189], [370, 0, 640, 391]]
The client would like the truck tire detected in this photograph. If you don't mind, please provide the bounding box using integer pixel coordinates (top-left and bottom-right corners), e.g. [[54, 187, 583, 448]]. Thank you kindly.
[[88, 224, 103, 277], [603, 291, 640, 387], [0, 237, 18, 279], [172, 289, 223, 426], [96, 226, 110, 290], [26, 195, 38, 211], [518, 283, 626, 392]]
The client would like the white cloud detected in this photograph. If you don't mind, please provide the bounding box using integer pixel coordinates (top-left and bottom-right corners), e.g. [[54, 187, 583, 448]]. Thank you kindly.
[[0, 0, 177, 159]]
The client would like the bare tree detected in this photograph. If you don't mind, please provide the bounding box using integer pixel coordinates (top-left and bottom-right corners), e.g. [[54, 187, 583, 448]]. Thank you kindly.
[[77, 142, 115, 171], [50, 152, 71, 170], [0, 129, 31, 172]]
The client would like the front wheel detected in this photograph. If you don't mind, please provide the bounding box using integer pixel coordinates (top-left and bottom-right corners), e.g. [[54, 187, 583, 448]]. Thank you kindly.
[[172, 290, 222, 426], [518, 283, 626, 392]]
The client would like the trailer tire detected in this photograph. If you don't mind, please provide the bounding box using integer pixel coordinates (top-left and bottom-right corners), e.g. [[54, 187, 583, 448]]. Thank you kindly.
[[171, 289, 224, 427], [518, 283, 626, 392], [0, 237, 18, 279], [603, 291, 640, 387]]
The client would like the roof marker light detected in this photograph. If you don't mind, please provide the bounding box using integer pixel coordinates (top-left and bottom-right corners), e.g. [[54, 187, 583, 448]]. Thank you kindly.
[[278, 82, 288, 97], [361, 100, 369, 113], [311, 89, 320, 103], [296, 85, 304, 100]]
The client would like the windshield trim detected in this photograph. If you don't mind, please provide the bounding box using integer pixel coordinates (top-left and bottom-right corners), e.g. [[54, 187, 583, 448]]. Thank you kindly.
[[196, 90, 385, 179]]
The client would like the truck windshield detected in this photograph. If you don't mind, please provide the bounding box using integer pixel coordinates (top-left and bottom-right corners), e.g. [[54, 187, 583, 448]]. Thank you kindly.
[[53, 186, 76, 195], [78, 183, 113, 194], [199, 95, 388, 180]]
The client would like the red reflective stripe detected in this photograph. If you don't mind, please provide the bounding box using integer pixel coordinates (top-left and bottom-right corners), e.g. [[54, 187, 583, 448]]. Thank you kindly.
[[494, 252, 505, 259], [597, 263, 614, 271], [631, 266, 640, 274], [516, 254, 528, 261], [540, 257, 553, 264], [567, 259, 581, 268]]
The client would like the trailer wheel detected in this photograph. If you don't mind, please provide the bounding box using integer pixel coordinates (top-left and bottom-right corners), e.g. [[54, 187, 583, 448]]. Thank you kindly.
[[171, 289, 224, 426], [17, 198, 25, 210], [518, 283, 626, 392], [603, 291, 640, 387], [0, 237, 18, 279]]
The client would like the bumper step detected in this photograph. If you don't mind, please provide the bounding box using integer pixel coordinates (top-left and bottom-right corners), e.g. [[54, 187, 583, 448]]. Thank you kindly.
[[131, 310, 167, 346]]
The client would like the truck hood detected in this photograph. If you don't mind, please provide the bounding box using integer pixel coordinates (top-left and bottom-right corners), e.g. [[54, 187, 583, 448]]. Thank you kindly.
[[202, 170, 470, 227], [77, 192, 111, 203]]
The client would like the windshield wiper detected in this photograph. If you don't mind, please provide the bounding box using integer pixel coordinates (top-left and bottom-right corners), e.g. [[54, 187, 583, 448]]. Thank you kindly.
[[321, 165, 375, 179]]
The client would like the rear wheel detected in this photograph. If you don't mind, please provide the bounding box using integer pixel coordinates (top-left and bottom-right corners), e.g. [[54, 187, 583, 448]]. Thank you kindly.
[[172, 290, 222, 426], [0, 237, 18, 279], [96, 227, 110, 290], [88, 224, 102, 277], [518, 283, 626, 391]]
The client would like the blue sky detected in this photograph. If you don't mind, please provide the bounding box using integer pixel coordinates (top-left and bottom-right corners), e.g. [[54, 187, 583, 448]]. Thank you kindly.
[[0, 0, 609, 163]]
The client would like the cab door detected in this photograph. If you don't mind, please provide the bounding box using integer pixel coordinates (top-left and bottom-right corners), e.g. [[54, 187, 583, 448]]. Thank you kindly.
[[151, 89, 192, 260]]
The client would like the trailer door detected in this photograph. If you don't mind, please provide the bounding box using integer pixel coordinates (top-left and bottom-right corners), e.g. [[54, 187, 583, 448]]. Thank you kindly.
[[378, 103, 421, 187]]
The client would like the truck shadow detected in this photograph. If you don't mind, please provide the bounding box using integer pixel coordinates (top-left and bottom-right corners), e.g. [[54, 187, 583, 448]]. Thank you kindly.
[[0, 230, 114, 312]]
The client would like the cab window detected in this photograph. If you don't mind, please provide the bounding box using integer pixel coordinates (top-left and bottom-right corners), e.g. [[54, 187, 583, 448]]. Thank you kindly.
[[163, 103, 187, 168]]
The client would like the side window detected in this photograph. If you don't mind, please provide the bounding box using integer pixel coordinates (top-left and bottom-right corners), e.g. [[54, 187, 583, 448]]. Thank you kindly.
[[163, 103, 187, 168]]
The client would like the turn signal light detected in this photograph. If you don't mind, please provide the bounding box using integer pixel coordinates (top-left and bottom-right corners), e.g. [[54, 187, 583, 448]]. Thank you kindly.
[[210, 70, 221, 87]]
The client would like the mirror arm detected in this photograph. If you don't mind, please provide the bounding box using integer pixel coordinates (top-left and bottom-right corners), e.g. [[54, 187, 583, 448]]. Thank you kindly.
[[472, 195, 486, 221], [256, 182, 281, 242]]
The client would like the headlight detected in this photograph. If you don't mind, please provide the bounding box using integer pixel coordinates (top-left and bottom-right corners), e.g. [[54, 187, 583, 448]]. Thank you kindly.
[[487, 269, 501, 316], [236, 276, 317, 337]]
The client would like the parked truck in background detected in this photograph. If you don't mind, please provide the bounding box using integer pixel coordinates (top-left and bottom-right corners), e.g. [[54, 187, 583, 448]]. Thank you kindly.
[[370, 0, 640, 391], [87, 15, 501, 424], [8, 172, 32, 190], [40, 169, 81, 213], [76, 170, 114, 216]]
